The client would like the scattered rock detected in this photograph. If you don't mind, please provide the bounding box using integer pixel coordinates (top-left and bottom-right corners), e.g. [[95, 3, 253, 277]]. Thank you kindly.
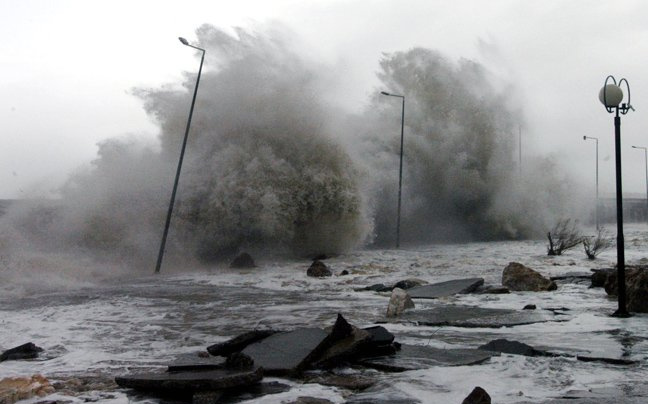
[[502, 262, 557, 291], [386, 288, 415, 317], [354, 283, 391, 292], [0, 374, 55, 404], [523, 304, 536, 310], [0, 342, 43, 362], [339, 270, 350, 276], [478, 339, 552, 357], [229, 252, 256, 268], [115, 367, 263, 393], [407, 278, 484, 299], [462, 386, 491, 404], [393, 278, 427, 290], [241, 328, 328, 376], [207, 329, 277, 356], [307, 261, 332, 277]]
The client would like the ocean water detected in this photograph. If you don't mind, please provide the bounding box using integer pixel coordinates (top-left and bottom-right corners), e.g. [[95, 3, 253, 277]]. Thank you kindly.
[[1, 224, 648, 403]]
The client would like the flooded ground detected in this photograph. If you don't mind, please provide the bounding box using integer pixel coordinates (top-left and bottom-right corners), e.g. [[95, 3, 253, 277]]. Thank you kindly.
[[2, 224, 648, 403]]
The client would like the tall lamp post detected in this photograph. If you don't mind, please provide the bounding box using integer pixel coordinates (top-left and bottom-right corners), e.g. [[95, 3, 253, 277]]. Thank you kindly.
[[380, 91, 405, 248], [599, 75, 634, 317], [155, 37, 206, 274], [631, 145, 648, 223], [583, 135, 600, 228]]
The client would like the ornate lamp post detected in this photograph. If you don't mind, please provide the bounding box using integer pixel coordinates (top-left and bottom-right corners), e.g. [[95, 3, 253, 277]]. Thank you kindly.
[[155, 37, 206, 274], [380, 91, 405, 248], [583, 135, 600, 228], [599, 75, 634, 317]]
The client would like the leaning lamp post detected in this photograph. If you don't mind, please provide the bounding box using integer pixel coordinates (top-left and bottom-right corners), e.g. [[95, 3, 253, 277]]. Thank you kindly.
[[599, 75, 634, 316], [380, 91, 405, 248], [155, 37, 206, 274]]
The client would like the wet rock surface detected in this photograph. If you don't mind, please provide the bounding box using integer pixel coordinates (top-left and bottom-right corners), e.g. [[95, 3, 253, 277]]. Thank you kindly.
[[407, 278, 484, 299], [0, 374, 54, 404], [168, 353, 227, 372], [478, 338, 554, 357], [386, 287, 415, 317], [306, 260, 332, 277], [114, 367, 263, 392], [462, 386, 491, 404], [207, 330, 277, 356]]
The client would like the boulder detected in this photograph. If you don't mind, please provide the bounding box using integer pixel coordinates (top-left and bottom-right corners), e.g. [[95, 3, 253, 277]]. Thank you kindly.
[[0, 342, 43, 362], [591, 268, 613, 288], [604, 266, 648, 313], [307, 261, 332, 277], [0, 375, 55, 404], [462, 387, 491, 404], [229, 252, 256, 268], [502, 262, 557, 291], [386, 288, 414, 317]]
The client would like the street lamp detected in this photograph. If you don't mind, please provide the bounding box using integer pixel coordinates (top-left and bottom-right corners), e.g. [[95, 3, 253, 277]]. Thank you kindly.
[[380, 91, 405, 248], [631, 145, 648, 223], [155, 37, 206, 274], [599, 75, 634, 317], [583, 135, 600, 228]]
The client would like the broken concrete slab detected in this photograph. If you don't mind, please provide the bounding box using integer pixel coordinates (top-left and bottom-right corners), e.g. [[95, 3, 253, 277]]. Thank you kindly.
[[407, 278, 484, 299], [575, 355, 638, 365], [168, 353, 227, 372], [396, 305, 552, 328], [303, 373, 377, 391], [241, 328, 328, 376], [311, 326, 371, 369], [115, 368, 262, 392], [358, 344, 497, 372], [207, 330, 277, 357]]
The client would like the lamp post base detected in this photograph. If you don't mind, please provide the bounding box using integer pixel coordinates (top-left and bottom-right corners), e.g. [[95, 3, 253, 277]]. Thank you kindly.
[[611, 309, 632, 318]]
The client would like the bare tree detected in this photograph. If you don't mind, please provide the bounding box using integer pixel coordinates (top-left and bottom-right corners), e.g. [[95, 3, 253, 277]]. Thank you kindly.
[[583, 227, 613, 260], [547, 219, 582, 256]]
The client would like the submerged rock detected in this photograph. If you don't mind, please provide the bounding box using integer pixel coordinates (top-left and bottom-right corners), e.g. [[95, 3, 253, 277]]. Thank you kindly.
[[478, 338, 550, 357], [229, 252, 256, 268], [462, 386, 491, 404], [307, 261, 332, 277], [386, 288, 414, 317], [0, 342, 43, 362], [502, 262, 557, 291]]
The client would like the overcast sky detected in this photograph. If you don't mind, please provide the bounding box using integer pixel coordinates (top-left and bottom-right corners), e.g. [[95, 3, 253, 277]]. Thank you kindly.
[[2, 0, 648, 199]]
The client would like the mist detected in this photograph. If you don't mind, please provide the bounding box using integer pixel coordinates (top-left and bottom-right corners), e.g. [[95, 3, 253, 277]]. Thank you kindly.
[[0, 24, 584, 282]]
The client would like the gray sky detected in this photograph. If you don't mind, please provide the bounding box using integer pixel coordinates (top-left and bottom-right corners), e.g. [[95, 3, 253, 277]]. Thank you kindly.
[[1, 0, 648, 199]]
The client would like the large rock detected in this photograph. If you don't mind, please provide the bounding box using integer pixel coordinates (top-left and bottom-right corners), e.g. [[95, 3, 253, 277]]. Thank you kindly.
[[241, 328, 328, 376], [462, 386, 491, 404], [0, 375, 54, 404], [0, 342, 43, 362], [502, 262, 557, 291], [307, 261, 332, 277], [386, 288, 414, 317], [604, 266, 648, 313], [230, 252, 256, 268], [407, 278, 484, 299]]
